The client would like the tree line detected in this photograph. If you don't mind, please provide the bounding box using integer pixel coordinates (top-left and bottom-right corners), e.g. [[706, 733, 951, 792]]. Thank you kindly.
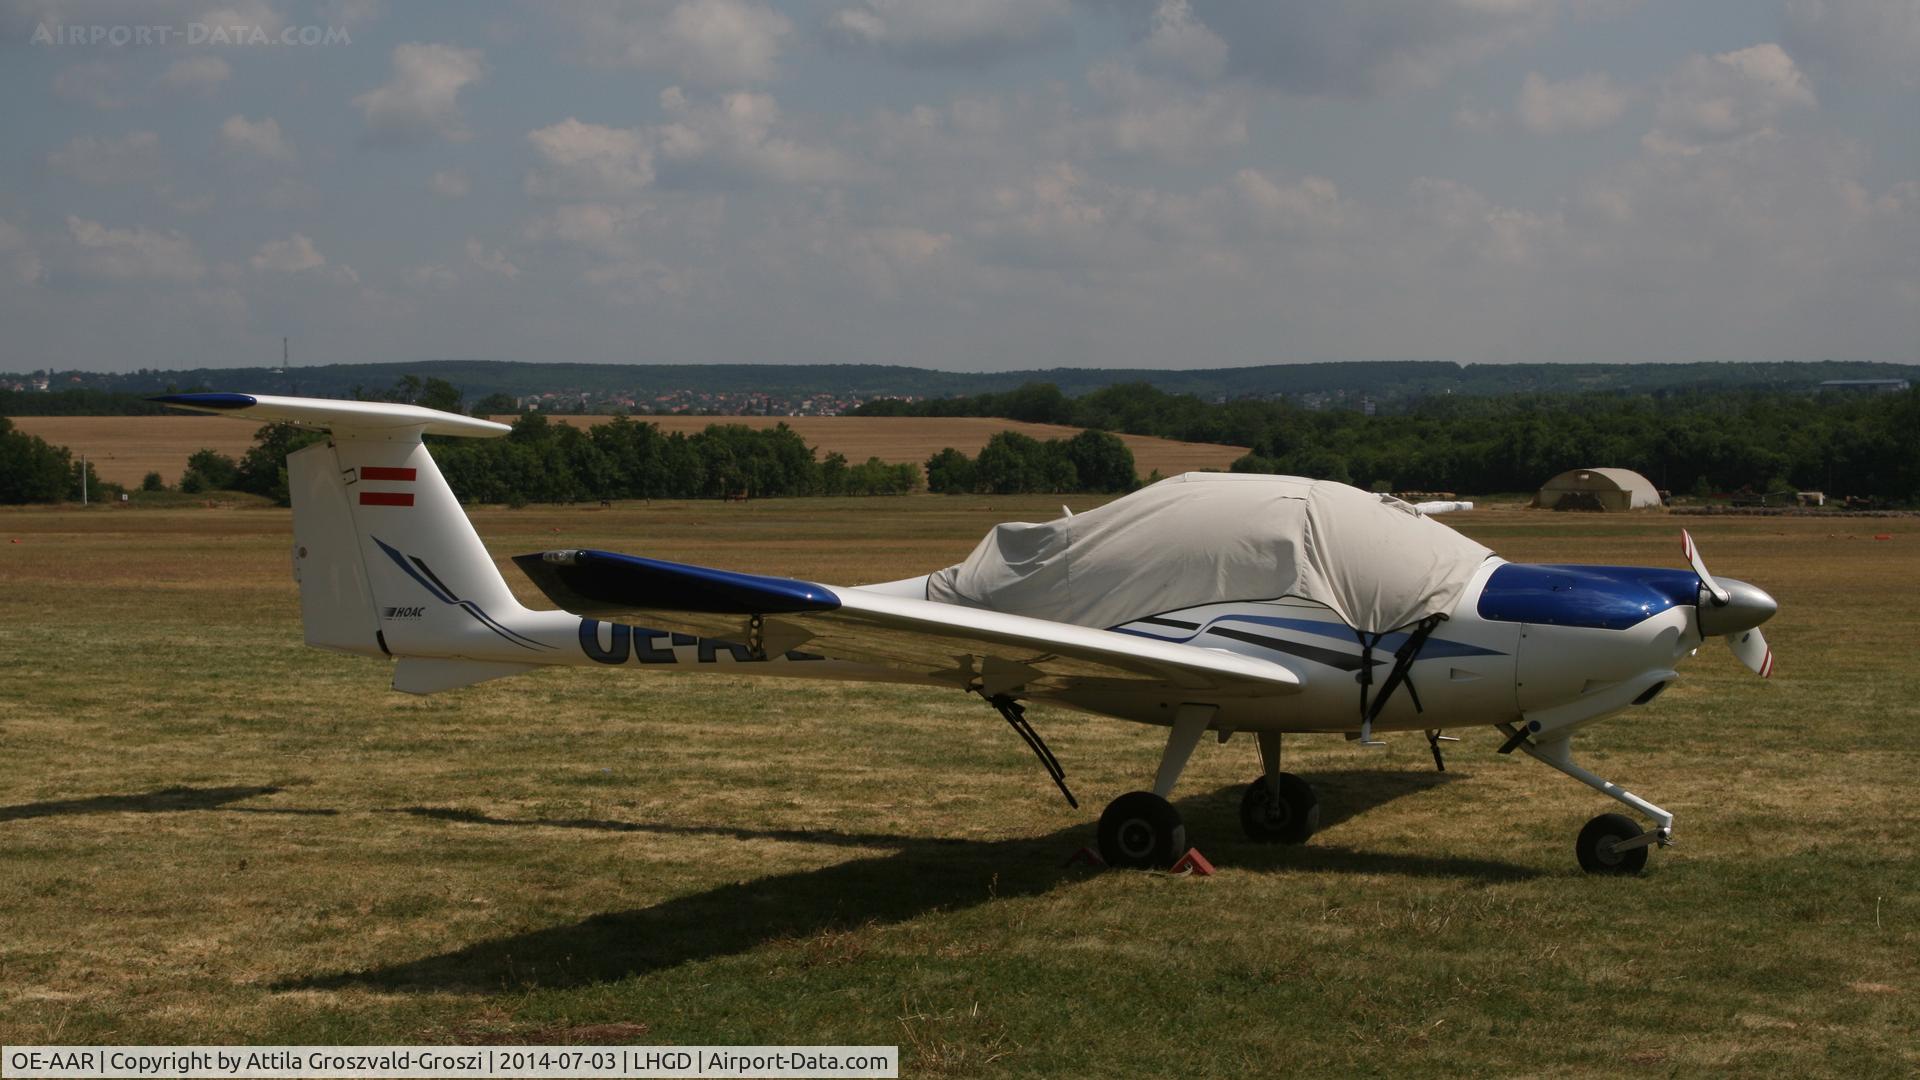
[[925, 429, 1138, 494], [1, 370, 1143, 504], [859, 381, 1920, 500]]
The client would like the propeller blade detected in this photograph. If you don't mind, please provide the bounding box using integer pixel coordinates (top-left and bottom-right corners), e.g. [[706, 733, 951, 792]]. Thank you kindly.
[[1681, 529, 1731, 606], [1728, 627, 1773, 678]]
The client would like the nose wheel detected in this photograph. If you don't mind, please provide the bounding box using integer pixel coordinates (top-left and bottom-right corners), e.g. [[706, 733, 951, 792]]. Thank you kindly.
[[1239, 772, 1319, 844], [1576, 812, 1651, 875]]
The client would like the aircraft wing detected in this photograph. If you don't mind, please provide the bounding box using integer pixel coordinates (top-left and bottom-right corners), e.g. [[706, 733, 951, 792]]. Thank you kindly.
[[512, 548, 1303, 699]]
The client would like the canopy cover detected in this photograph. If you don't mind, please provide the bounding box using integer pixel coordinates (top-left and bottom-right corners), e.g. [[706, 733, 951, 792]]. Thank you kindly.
[[925, 473, 1493, 634]]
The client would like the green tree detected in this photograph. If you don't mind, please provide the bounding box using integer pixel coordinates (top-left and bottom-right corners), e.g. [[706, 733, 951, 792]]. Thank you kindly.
[[924, 447, 977, 493], [234, 423, 326, 504], [0, 418, 77, 503], [1062, 429, 1137, 492], [180, 448, 239, 492]]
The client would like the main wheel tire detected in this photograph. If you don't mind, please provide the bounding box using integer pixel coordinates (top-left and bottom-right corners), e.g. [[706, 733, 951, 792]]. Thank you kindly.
[[1239, 773, 1320, 844], [1576, 812, 1650, 875], [1097, 791, 1186, 870]]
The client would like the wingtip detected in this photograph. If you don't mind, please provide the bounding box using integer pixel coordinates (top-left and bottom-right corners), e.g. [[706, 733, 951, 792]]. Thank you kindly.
[[151, 392, 259, 410]]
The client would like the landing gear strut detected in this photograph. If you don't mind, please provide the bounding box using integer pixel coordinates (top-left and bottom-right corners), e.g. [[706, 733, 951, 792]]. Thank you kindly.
[[1239, 730, 1318, 844], [1095, 704, 1213, 869], [1497, 721, 1672, 875]]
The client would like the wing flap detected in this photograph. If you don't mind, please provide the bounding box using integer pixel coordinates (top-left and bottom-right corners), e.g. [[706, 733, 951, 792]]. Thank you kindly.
[[513, 548, 1302, 697]]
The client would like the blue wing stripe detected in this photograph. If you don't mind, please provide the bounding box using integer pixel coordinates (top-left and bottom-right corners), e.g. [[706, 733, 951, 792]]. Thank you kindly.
[[1114, 611, 1505, 661]]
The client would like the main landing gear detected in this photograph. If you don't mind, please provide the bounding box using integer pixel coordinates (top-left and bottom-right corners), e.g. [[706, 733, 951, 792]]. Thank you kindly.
[[1497, 721, 1672, 875], [1239, 730, 1319, 845], [1093, 711, 1322, 869]]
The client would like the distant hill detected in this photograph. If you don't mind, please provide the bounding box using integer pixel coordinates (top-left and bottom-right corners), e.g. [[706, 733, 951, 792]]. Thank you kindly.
[[7, 358, 1916, 413]]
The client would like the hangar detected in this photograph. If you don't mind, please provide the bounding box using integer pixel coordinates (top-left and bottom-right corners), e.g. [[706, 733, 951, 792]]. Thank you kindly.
[[1532, 467, 1663, 512]]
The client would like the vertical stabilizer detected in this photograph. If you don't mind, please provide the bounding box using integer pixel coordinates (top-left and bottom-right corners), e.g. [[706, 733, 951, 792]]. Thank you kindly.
[[152, 393, 527, 664], [289, 441, 384, 657], [331, 430, 534, 658]]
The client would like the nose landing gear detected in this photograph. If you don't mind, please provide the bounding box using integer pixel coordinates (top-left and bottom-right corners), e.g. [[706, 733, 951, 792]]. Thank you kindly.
[[1497, 721, 1673, 875]]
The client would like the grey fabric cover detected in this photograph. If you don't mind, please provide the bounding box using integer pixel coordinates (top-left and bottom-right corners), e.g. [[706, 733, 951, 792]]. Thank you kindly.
[[925, 472, 1492, 633]]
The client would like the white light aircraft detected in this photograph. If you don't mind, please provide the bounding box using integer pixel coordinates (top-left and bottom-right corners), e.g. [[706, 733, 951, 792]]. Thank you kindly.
[[158, 393, 1778, 874]]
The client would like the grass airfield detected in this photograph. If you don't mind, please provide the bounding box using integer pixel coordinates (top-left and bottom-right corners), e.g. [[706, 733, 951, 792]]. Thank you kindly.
[[0, 496, 1915, 1076]]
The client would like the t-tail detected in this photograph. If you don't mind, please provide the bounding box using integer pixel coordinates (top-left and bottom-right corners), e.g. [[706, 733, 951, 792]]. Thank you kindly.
[[152, 393, 555, 692]]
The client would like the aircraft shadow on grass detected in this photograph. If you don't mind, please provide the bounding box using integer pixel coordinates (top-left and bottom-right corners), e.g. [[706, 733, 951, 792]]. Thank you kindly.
[[289, 768, 1540, 995], [0, 784, 336, 822]]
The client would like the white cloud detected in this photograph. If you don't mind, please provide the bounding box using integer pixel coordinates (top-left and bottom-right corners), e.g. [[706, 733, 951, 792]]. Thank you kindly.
[[1085, 60, 1246, 161], [1233, 170, 1352, 235], [527, 91, 855, 196], [1138, 0, 1228, 84], [48, 132, 163, 186], [157, 55, 232, 92], [465, 238, 519, 278], [219, 115, 295, 163], [1517, 72, 1630, 134], [429, 169, 471, 198], [1647, 43, 1815, 154], [568, 0, 791, 86], [1409, 177, 1560, 266], [654, 88, 858, 187], [250, 233, 358, 284], [353, 43, 485, 146], [1784, 0, 1920, 89], [828, 0, 1072, 65], [522, 202, 655, 261], [65, 217, 204, 282], [1072, 1, 1242, 162], [525, 118, 656, 198]]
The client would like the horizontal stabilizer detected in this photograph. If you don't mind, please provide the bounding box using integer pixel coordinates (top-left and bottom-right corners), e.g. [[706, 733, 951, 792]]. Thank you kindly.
[[153, 392, 510, 438], [392, 658, 539, 695]]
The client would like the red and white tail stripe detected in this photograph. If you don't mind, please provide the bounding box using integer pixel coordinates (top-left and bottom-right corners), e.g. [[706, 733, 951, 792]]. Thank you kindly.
[[357, 465, 417, 507]]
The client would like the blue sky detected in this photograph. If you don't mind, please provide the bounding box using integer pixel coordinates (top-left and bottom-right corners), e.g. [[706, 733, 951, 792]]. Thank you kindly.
[[2, 0, 1916, 373]]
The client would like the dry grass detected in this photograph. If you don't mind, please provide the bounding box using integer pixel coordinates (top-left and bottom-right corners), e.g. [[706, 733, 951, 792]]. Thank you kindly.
[[0, 499, 1914, 1076], [8, 415, 1244, 490]]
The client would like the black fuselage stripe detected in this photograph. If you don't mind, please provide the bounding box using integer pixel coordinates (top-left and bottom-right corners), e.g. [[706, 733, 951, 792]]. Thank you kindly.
[[1204, 626, 1376, 671], [1139, 615, 1201, 630]]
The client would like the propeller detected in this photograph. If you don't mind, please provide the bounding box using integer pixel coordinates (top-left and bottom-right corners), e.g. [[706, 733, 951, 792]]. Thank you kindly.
[[1681, 528, 1730, 606], [1728, 628, 1774, 678], [1680, 529, 1775, 678]]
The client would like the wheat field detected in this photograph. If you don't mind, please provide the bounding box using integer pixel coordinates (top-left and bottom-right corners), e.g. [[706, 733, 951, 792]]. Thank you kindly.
[[8, 415, 1244, 489]]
